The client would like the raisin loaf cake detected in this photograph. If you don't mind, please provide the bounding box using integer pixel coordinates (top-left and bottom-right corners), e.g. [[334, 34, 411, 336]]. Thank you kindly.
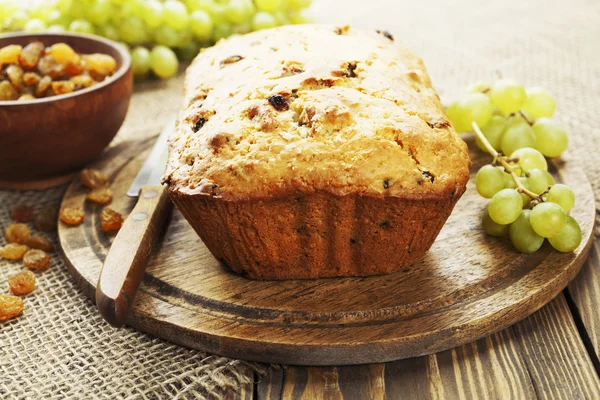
[[163, 24, 471, 280]]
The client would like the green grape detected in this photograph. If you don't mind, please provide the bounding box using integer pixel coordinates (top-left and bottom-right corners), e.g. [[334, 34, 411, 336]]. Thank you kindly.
[[142, 0, 164, 29], [518, 177, 532, 206], [47, 25, 67, 33], [488, 189, 523, 225], [285, 0, 312, 11], [209, 3, 228, 24], [8, 9, 29, 30], [23, 18, 47, 32], [176, 40, 201, 61], [190, 10, 213, 40], [119, 16, 147, 44], [288, 9, 314, 24], [252, 11, 278, 30], [503, 171, 516, 189], [30, 3, 57, 22], [549, 216, 582, 253], [69, 19, 95, 34], [255, 0, 283, 12], [543, 171, 556, 186], [446, 93, 494, 133], [64, 0, 86, 19], [185, 0, 215, 12], [150, 45, 179, 79], [546, 184, 575, 213], [530, 202, 566, 238], [475, 115, 507, 151], [510, 147, 547, 172], [273, 11, 291, 25], [465, 80, 492, 95], [510, 210, 545, 253], [231, 22, 252, 34], [98, 24, 120, 41], [475, 165, 504, 198], [227, 0, 254, 23], [500, 123, 535, 157], [86, 0, 112, 25], [163, 0, 190, 31], [47, 10, 71, 26], [154, 25, 180, 47], [131, 46, 151, 76], [212, 23, 231, 41], [532, 118, 568, 158], [526, 168, 550, 195], [490, 79, 526, 115], [522, 87, 556, 119], [128, 0, 145, 18], [176, 29, 193, 48], [482, 209, 510, 237]]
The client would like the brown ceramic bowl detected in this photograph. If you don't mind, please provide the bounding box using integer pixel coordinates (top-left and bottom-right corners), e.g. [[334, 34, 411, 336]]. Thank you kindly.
[[0, 32, 132, 189]]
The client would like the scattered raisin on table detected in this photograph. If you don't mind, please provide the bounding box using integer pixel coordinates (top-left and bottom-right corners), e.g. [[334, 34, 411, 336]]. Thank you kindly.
[[23, 249, 50, 271], [0, 243, 28, 260], [86, 187, 113, 205], [8, 271, 36, 296], [80, 168, 108, 189], [34, 207, 58, 232], [5, 223, 31, 244], [100, 208, 123, 233], [24, 235, 54, 253], [0, 295, 24, 321], [11, 204, 34, 223], [60, 207, 86, 226]]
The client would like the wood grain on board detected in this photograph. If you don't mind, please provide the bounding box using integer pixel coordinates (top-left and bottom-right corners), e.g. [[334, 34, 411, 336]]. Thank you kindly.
[[58, 131, 596, 366], [257, 295, 600, 399]]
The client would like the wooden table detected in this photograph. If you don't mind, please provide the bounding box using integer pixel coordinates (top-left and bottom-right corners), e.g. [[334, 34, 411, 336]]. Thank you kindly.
[[110, 0, 600, 398]]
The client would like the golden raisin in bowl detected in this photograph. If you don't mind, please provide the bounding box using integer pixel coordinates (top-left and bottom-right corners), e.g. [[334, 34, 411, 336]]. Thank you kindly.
[[100, 207, 123, 232], [8, 271, 36, 296], [0, 243, 28, 260], [0, 294, 24, 321], [0, 41, 117, 102], [60, 207, 86, 226], [23, 249, 51, 271], [5, 223, 31, 244]]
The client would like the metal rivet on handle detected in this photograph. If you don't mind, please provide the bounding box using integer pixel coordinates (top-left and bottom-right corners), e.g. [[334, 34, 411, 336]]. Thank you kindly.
[[132, 212, 148, 221], [143, 190, 158, 199]]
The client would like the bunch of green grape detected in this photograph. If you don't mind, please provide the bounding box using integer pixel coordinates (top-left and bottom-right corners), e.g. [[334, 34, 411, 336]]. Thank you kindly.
[[447, 79, 582, 254], [0, 0, 313, 80]]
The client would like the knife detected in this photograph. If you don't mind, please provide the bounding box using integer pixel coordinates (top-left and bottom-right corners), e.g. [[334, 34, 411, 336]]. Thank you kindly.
[[96, 118, 175, 327]]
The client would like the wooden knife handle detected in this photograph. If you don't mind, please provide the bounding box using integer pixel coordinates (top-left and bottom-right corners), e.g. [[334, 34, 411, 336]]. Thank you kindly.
[[96, 185, 172, 327]]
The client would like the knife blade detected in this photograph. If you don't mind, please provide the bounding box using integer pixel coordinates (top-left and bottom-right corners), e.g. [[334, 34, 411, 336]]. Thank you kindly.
[[127, 118, 174, 197], [96, 119, 175, 328]]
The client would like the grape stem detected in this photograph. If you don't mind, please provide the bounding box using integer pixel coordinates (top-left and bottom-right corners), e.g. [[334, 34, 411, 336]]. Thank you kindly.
[[472, 121, 544, 201]]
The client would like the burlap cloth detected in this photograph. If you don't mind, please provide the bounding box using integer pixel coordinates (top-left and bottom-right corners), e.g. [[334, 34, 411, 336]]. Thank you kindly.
[[1, 0, 599, 398]]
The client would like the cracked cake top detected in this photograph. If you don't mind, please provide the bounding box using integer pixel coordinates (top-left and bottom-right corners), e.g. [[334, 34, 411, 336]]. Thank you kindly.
[[163, 24, 470, 201]]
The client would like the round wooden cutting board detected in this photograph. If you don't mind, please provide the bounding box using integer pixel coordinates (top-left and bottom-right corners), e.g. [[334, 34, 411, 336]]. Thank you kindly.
[[59, 135, 595, 366]]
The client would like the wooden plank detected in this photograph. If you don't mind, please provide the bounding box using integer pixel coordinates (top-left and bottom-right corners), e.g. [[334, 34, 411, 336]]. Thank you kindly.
[[568, 239, 600, 357], [513, 295, 600, 399], [257, 295, 600, 399]]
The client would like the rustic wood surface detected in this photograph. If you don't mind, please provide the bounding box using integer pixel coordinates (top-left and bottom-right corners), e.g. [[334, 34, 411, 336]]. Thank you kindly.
[[58, 125, 595, 366], [49, 0, 600, 396]]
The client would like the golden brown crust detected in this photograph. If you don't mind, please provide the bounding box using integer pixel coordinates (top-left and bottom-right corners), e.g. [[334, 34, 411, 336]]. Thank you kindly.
[[164, 24, 470, 201]]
